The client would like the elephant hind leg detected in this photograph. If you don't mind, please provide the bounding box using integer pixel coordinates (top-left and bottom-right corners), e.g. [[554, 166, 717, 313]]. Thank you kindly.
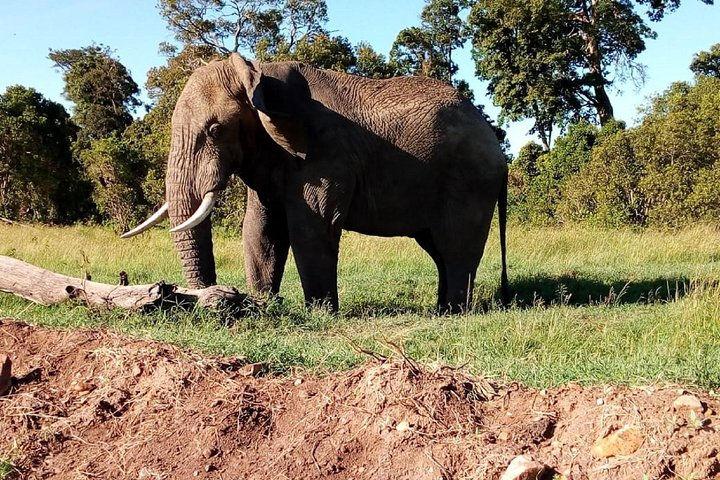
[[415, 230, 447, 307], [429, 206, 494, 314], [416, 229, 482, 313]]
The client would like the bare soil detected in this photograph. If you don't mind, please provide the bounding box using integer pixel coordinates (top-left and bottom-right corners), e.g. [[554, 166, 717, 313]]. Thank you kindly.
[[1, 318, 719, 480]]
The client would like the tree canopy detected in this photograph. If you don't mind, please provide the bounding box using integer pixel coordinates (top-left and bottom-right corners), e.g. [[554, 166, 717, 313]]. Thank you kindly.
[[49, 45, 142, 142], [468, 0, 713, 149], [0, 86, 89, 222], [690, 43, 720, 77]]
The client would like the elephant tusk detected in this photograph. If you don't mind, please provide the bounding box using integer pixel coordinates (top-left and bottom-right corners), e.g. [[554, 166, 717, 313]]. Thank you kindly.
[[169, 192, 217, 233], [120, 203, 170, 239]]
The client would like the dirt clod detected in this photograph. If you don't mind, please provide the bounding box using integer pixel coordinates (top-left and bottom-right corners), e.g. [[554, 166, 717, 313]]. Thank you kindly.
[[673, 393, 705, 413], [591, 424, 645, 458], [2, 318, 720, 479], [500, 454, 547, 480]]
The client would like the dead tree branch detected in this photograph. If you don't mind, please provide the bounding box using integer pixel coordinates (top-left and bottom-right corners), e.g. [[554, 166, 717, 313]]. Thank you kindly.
[[0, 255, 257, 314]]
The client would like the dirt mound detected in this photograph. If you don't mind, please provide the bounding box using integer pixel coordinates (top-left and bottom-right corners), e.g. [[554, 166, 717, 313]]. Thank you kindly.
[[1, 318, 719, 479]]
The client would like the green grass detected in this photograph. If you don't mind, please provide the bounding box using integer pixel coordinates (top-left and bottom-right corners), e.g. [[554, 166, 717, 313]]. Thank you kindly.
[[0, 458, 17, 479], [1, 222, 719, 388]]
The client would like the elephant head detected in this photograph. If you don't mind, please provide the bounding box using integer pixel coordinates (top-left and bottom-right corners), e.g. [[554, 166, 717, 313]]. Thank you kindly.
[[122, 54, 295, 288]]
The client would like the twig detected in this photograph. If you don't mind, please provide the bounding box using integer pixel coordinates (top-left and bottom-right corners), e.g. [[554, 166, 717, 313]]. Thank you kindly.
[[341, 334, 387, 363]]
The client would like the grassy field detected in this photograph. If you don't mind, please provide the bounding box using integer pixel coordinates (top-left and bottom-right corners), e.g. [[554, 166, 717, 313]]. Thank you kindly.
[[1, 222, 719, 388]]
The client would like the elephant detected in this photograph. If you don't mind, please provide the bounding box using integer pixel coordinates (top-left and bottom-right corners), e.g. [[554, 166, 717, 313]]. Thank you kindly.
[[122, 53, 509, 313]]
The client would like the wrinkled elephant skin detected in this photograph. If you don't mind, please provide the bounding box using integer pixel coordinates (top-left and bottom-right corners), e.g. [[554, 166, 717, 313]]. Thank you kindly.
[[129, 53, 509, 313]]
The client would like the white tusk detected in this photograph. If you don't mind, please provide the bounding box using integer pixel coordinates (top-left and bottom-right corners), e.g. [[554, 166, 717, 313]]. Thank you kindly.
[[120, 203, 169, 239], [169, 192, 217, 233]]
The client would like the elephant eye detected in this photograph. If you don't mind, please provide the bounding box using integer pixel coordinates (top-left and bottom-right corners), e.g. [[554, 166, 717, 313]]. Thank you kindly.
[[208, 123, 222, 139]]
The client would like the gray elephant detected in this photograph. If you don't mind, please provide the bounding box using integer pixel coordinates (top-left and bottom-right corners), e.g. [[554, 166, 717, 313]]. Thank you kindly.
[[123, 53, 508, 313]]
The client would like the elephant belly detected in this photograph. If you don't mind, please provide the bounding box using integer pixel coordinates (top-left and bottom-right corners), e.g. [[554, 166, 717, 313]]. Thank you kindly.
[[343, 184, 437, 237]]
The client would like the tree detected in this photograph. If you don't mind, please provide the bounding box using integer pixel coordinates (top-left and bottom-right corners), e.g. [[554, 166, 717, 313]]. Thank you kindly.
[[0, 86, 89, 223], [78, 135, 148, 230], [390, 0, 471, 84], [468, 0, 713, 147], [49, 45, 142, 142], [690, 43, 720, 77], [157, 0, 329, 57], [352, 42, 395, 79], [258, 32, 357, 71]]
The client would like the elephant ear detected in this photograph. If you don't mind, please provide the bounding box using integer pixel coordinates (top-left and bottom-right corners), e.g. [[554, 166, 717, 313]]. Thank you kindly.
[[229, 53, 307, 159]]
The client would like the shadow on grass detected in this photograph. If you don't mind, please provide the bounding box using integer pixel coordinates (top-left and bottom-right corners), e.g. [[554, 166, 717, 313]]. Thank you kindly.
[[340, 298, 434, 318], [505, 274, 694, 308]]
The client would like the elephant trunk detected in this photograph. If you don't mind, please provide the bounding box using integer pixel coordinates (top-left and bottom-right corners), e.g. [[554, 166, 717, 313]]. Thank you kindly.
[[167, 156, 217, 289]]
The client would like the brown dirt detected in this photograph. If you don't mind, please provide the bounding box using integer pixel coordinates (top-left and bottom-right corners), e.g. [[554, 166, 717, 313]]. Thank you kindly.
[[1, 318, 719, 480]]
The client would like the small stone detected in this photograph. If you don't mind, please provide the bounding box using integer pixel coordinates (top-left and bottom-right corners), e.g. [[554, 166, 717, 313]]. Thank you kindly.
[[0, 354, 12, 396], [132, 364, 142, 377], [498, 431, 510, 442], [500, 454, 547, 480], [591, 425, 644, 458], [240, 362, 269, 377], [396, 420, 411, 432], [294, 378, 303, 386], [72, 380, 95, 395], [202, 447, 218, 459], [673, 394, 704, 413], [596, 398, 604, 405]]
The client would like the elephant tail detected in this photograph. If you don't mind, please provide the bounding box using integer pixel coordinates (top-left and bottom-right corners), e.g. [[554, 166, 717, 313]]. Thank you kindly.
[[499, 170, 510, 306]]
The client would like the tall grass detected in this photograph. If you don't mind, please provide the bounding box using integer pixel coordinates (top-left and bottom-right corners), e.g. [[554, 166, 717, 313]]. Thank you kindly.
[[1, 222, 719, 387]]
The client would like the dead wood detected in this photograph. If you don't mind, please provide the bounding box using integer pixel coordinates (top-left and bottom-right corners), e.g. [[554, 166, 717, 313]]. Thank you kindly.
[[0, 255, 257, 314]]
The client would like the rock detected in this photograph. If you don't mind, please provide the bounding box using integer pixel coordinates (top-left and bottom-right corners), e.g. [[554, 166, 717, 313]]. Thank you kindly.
[[591, 425, 644, 458], [240, 362, 269, 377], [395, 420, 411, 432], [500, 454, 547, 480], [673, 394, 704, 413], [0, 354, 11, 396], [202, 446, 219, 459]]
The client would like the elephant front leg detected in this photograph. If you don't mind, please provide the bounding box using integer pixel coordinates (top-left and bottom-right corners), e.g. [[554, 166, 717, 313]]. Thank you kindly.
[[289, 228, 341, 311], [243, 188, 290, 295], [285, 196, 346, 312]]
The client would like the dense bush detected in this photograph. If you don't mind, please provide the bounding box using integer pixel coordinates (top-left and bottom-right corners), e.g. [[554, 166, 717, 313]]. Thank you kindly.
[[509, 76, 720, 227], [0, 86, 92, 223]]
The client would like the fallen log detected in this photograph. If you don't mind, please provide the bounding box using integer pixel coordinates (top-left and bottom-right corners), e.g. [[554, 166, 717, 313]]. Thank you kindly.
[[0, 255, 256, 314]]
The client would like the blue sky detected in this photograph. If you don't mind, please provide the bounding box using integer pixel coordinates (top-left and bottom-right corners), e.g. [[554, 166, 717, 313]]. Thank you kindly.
[[0, 0, 717, 154]]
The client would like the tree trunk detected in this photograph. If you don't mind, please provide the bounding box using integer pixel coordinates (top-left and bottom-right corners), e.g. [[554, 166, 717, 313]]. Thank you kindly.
[[0, 255, 255, 313], [585, 0, 614, 125]]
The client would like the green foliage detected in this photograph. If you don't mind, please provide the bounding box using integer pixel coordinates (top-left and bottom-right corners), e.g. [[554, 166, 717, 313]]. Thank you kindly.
[[213, 175, 248, 233], [352, 42, 395, 79], [158, 0, 329, 57], [0, 86, 91, 223], [77, 135, 149, 231], [49, 45, 141, 142], [390, 0, 471, 83], [258, 32, 357, 72], [690, 43, 720, 78], [467, 0, 708, 146], [509, 121, 600, 223], [0, 458, 18, 479], [520, 76, 720, 228]]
